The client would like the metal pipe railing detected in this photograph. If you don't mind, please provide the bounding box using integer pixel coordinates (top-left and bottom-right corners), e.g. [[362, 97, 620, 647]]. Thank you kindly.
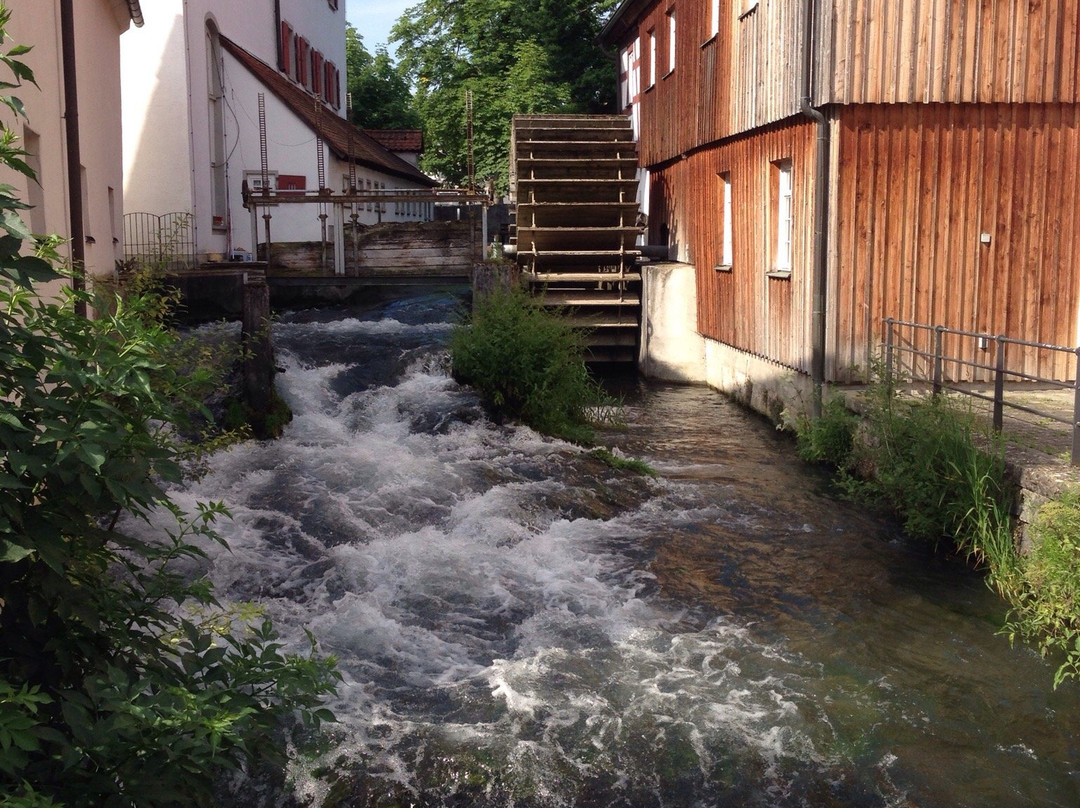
[[882, 318, 1080, 465]]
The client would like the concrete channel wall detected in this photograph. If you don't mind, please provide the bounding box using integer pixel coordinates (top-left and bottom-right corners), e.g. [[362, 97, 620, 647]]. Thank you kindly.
[[637, 260, 1079, 549]]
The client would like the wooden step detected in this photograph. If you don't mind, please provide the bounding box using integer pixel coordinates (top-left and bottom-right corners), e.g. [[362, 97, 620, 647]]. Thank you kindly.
[[527, 271, 642, 283], [537, 290, 640, 306]]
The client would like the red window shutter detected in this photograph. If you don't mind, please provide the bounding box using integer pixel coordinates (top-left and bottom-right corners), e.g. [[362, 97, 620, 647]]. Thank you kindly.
[[280, 22, 292, 75], [312, 51, 323, 96], [298, 38, 309, 88]]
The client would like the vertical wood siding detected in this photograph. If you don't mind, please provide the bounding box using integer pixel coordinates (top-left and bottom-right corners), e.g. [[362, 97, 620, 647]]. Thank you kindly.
[[634, 0, 805, 167], [652, 118, 817, 371], [831, 103, 1080, 381], [818, 0, 1080, 105]]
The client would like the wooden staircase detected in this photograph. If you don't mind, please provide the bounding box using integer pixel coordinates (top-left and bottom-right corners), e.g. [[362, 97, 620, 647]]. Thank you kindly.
[[509, 115, 642, 363]]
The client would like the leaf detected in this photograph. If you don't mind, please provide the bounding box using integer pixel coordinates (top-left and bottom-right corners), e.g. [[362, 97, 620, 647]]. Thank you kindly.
[[0, 539, 32, 562]]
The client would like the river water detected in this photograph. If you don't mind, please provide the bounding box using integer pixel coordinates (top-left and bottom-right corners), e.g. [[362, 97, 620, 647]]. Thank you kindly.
[[157, 291, 1078, 807]]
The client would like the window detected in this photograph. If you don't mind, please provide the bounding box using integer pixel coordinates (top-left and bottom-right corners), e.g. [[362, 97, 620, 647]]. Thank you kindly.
[[245, 170, 277, 195], [717, 172, 732, 269], [740, 0, 759, 17], [772, 159, 793, 274], [709, 0, 720, 39], [23, 127, 44, 234], [328, 0, 338, 9], [311, 50, 323, 96], [280, 21, 293, 76], [324, 61, 339, 107], [666, 8, 676, 74], [647, 28, 656, 87], [295, 36, 309, 88]]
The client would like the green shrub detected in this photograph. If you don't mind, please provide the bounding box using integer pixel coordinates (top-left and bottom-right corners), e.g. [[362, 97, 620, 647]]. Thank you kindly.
[[1004, 492, 1080, 687], [450, 286, 617, 443], [0, 13, 338, 806], [795, 396, 859, 467]]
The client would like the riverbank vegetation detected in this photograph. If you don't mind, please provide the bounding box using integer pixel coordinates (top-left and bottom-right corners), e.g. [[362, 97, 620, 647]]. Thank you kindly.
[[449, 286, 619, 444], [0, 21, 337, 807], [797, 380, 1080, 686]]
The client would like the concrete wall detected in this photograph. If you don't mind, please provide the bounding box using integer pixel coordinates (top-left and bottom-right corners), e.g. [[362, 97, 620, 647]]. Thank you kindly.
[[640, 260, 816, 426], [639, 261, 705, 382]]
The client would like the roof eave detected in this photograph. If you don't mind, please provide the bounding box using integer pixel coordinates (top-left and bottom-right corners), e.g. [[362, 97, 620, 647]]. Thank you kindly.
[[600, 0, 653, 44]]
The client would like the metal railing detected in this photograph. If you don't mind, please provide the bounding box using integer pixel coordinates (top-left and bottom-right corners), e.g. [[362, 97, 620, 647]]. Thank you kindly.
[[883, 318, 1080, 465], [123, 212, 196, 271]]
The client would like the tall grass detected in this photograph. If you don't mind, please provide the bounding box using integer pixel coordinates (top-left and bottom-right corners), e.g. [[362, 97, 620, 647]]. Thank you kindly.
[[1003, 492, 1080, 687], [797, 380, 1080, 687]]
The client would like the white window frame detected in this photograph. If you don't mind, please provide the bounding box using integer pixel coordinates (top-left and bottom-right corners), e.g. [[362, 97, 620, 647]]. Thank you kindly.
[[709, 0, 720, 39], [666, 8, 676, 75], [647, 28, 656, 87], [772, 159, 794, 274], [718, 172, 732, 269]]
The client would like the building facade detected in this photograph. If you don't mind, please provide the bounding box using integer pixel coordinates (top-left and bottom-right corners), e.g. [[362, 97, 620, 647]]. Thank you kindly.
[[121, 0, 435, 264], [1, 0, 142, 285], [603, 0, 1080, 389]]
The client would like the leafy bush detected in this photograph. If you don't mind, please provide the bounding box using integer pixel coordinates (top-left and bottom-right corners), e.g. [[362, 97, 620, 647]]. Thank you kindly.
[[1004, 492, 1080, 687], [0, 14, 337, 807], [450, 286, 617, 443], [794, 395, 859, 467]]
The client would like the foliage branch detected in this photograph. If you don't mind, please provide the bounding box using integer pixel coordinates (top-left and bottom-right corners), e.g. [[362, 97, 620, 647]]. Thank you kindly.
[[0, 12, 338, 807], [391, 0, 619, 190]]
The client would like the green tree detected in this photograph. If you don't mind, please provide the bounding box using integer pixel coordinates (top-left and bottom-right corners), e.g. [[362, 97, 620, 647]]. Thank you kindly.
[[392, 0, 619, 190], [0, 10, 338, 807], [346, 24, 420, 130]]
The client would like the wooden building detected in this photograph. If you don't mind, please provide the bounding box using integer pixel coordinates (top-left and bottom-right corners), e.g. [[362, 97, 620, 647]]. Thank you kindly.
[[601, 0, 1080, 388]]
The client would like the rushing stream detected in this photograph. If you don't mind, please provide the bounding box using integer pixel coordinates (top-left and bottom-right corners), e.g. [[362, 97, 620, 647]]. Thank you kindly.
[[147, 290, 1078, 807]]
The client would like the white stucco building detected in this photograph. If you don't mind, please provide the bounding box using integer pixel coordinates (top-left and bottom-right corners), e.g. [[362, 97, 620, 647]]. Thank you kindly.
[[121, 0, 436, 265], [1, 0, 143, 284]]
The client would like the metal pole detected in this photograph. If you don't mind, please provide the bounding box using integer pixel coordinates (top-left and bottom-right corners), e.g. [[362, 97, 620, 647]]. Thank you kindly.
[[933, 325, 944, 396], [1072, 346, 1080, 466], [60, 0, 87, 315], [993, 336, 1006, 432], [884, 317, 894, 393]]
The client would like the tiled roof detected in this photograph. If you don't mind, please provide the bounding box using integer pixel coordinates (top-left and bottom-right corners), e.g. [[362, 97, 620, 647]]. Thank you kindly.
[[364, 129, 423, 153], [220, 36, 437, 187]]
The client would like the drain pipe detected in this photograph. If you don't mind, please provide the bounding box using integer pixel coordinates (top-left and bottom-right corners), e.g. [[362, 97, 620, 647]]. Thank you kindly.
[[60, 0, 87, 316], [801, 0, 829, 418]]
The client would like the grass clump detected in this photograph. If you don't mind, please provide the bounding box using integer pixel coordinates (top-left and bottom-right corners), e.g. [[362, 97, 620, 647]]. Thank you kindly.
[[796, 385, 1012, 556], [796, 377, 1080, 687], [589, 448, 658, 477], [450, 286, 618, 444], [1003, 492, 1080, 687]]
